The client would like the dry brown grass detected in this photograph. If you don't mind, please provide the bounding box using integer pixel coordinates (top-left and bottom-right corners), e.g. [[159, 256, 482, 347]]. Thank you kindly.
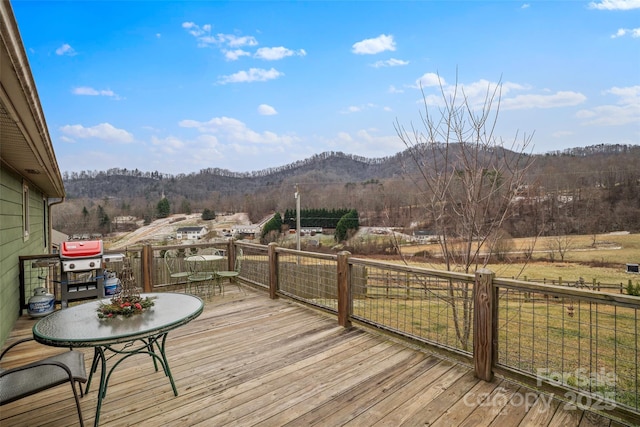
[[399, 232, 640, 287]]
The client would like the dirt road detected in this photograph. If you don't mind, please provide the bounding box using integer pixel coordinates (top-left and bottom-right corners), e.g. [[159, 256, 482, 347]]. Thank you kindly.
[[107, 213, 251, 249]]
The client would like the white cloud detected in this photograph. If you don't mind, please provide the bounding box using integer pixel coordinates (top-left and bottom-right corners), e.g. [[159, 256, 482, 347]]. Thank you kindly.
[[501, 91, 587, 110], [337, 132, 353, 142], [576, 103, 640, 125], [352, 34, 396, 55], [254, 47, 307, 60], [55, 43, 76, 56], [217, 68, 283, 84], [588, 0, 640, 10], [59, 123, 134, 143], [326, 129, 403, 156], [181, 21, 306, 69], [150, 134, 222, 168], [611, 27, 640, 38], [521, 3, 531, 9], [221, 34, 259, 48], [151, 135, 186, 151], [388, 85, 404, 94], [340, 103, 384, 114], [415, 73, 446, 88], [258, 104, 278, 115], [576, 85, 640, 126], [414, 75, 540, 109], [72, 86, 121, 99], [59, 136, 75, 143], [371, 58, 409, 68], [461, 80, 527, 99], [179, 116, 299, 147], [182, 22, 258, 49], [606, 85, 640, 102], [224, 49, 251, 61], [182, 22, 211, 38]]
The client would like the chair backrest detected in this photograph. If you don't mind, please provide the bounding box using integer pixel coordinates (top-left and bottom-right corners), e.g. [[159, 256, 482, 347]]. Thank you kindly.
[[164, 250, 176, 274], [163, 250, 173, 272], [187, 255, 206, 274], [234, 248, 243, 272], [164, 250, 186, 274]]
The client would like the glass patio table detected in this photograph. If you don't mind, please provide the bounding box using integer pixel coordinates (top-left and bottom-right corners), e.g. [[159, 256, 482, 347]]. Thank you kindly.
[[33, 292, 203, 426], [185, 254, 225, 295], [185, 254, 223, 262]]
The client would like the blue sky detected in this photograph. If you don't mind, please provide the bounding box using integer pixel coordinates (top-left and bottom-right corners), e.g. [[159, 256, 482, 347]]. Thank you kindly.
[[11, 0, 640, 175]]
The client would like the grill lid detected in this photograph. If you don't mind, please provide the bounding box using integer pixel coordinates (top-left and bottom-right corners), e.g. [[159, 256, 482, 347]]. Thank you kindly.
[[60, 240, 103, 259]]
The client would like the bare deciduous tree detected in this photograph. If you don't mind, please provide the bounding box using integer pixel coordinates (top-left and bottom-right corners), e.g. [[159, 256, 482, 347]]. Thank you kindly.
[[546, 234, 573, 262], [394, 72, 535, 350]]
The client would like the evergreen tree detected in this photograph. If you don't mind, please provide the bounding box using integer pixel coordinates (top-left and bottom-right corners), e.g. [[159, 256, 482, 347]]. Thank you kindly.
[[156, 198, 170, 218], [202, 208, 216, 220], [262, 212, 283, 239], [97, 205, 110, 232], [335, 209, 359, 242]]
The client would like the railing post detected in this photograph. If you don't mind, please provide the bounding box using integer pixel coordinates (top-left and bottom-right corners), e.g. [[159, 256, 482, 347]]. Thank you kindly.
[[268, 242, 279, 299], [337, 251, 351, 328], [226, 241, 236, 271], [474, 268, 496, 381], [142, 245, 153, 293]]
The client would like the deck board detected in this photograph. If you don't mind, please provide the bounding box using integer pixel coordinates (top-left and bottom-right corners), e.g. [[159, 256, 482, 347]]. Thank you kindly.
[[0, 286, 624, 426]]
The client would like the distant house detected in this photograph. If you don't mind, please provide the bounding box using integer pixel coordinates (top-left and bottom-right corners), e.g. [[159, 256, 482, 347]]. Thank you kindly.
[[176, 226, 207, 240], [300, 227, 323, 235], [232, 225, 261, 239], [413, 230, 439, 244]]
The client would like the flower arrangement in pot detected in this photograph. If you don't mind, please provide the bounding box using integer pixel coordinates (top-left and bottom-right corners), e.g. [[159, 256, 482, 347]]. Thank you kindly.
[[98, 256, 155, 319]]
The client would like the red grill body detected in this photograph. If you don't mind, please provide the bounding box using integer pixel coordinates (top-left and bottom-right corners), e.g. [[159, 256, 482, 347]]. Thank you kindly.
[[59, 240, 105, 307], [61, 240, 103, 259], [60, 240, 104, 272]]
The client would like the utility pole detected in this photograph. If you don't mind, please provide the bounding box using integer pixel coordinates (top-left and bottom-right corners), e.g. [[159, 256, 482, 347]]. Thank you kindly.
[[294, 184, 301, 252]]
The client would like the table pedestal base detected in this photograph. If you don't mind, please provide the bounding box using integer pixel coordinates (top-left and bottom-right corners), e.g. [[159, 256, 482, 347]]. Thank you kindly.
[[84, 333, 177, 426]]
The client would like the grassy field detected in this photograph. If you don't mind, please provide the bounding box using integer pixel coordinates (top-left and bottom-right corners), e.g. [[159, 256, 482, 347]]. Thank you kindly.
[[351, 294, 639, 409], [400, 232, 640, 287]]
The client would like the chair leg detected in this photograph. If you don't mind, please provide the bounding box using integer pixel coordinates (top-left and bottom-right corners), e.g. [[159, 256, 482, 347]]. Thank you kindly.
[[232, 277, 245, 294], [70, 380, 85, 427], [213, 276, 222, 296]]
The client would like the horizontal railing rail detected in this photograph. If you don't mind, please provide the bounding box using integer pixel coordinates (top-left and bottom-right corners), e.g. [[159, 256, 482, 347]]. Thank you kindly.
[[519, 276, 637, 294], [491, 275, 640, 420], [16, 240, 639, 425]]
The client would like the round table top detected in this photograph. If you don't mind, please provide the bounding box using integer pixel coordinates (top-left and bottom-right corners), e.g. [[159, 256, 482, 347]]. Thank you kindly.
[[185, 254, 224, 262], [33, 293, 203, 347]]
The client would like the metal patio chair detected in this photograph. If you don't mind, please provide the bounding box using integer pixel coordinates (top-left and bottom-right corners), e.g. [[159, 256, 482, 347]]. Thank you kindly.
[[186, 255, 214, 297], [0, 338, 87, 426], [215, 248, 245, 295], [164, 249, 191, 291]]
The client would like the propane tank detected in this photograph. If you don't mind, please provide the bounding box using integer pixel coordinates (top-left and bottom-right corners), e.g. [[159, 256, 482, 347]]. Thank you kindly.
[[103, 270, 121, 297], [28, 287, 55, 318]]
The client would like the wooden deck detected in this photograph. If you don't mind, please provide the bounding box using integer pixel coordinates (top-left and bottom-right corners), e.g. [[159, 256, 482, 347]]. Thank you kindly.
[[0, 286, 626, 426]]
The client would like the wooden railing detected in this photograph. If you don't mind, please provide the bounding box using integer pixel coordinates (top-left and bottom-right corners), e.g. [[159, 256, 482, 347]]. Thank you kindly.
[[17, 240, 640, 425]]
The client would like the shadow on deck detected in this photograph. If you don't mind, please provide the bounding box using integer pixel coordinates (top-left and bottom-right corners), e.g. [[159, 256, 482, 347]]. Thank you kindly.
[[0, 286, 625, 426]]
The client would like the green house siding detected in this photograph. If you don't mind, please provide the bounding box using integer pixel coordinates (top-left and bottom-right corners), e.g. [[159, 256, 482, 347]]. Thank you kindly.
[[0, 166, 49, 345]]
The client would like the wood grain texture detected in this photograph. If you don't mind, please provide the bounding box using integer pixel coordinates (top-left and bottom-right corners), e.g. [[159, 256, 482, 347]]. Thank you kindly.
[[0, 286, 618, 427]]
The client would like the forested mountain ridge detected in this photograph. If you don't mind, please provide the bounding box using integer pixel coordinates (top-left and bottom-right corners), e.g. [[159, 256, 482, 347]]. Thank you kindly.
[[61, 150, 408, 200], [55, 143, 640, 237], [62, 143, 638, 201]]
